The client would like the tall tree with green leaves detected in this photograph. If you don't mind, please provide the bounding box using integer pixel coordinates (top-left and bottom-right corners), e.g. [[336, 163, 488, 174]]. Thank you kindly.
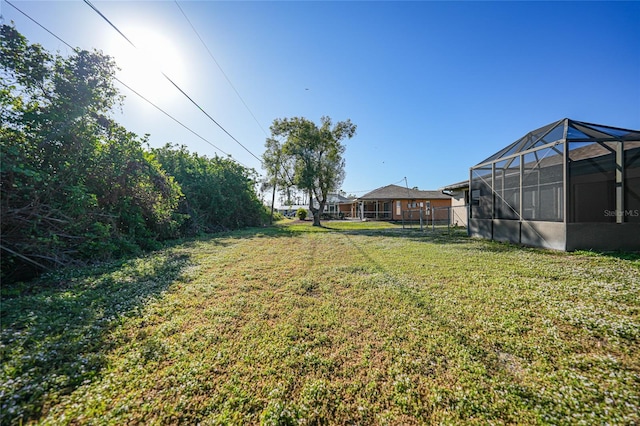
[[265, 116, 356, 226]]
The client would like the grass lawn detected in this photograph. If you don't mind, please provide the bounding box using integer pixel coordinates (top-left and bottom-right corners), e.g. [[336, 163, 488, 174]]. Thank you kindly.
[[1, 220, 639, 425]]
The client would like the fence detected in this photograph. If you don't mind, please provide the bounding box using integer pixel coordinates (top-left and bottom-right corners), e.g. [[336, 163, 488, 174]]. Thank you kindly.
[[401, 205, 469, 231]]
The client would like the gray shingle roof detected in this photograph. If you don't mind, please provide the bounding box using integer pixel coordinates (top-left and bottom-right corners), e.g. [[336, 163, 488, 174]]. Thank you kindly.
[[327, 193, 353, 203], [358, 184, 451, 201]]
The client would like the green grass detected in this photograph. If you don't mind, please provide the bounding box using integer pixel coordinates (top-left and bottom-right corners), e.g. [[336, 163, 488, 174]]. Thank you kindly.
[[1, 221, 639, 425]]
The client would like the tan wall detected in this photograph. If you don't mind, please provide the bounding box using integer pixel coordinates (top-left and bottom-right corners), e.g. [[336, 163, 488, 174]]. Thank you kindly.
[[448, 190, 469, 227], [390, 198, 452, 221], [352, 198, 453, 221], [449, 190, 467, 208], [429, 199, 453, 221], [338, 204, 352, 215]]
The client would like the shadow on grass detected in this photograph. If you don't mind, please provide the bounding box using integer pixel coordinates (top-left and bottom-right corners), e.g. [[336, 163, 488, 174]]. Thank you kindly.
[[572, 249, 640, 267], [274, 220, 472, 244], [174, 220, 471, 246], [329, 226, 471, 246], [0, 250, 191, 424]]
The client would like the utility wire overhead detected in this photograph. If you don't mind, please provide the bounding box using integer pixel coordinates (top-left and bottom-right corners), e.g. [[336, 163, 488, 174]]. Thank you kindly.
[[82, 0, 135, 47], [341, 177, 417, 196], [5, 0, 243, 166], [174, 1, 298, 191], [114, 80, 241, 164], [82, 0, 263, 164], [175, 2, 301, 192], [174, 0, 269, 138]]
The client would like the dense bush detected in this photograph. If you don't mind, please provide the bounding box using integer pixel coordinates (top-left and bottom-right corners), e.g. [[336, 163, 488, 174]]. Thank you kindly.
[[0, 25, 266, 282], [151, 144, 268, 234], [296, 208, 308, 220]]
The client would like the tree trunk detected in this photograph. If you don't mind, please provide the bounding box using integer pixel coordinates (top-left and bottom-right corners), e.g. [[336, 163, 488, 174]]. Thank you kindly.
[[309, 191, 321, 226], [269, 183, 277, 225], [314, 200, 327, 227]]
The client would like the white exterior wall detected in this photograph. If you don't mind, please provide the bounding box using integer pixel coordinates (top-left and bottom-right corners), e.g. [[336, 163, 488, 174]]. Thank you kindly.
[[449, 190, 469, 227]]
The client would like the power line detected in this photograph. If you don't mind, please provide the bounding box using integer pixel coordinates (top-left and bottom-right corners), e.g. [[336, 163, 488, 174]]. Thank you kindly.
[[82, 0, 263, 164], [174, 0, 269, 138], [4, 0, 243, 165], [114, 80, 239, 162], [82, 0, 136, 47], [342, 178, 413, 196], [172, 1, 302, 190]]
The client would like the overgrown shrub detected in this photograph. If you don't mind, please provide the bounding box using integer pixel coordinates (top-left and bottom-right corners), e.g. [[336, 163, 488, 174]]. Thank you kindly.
[[296, 208, 308, 220], [152, 144, 268, 234], [0, 25, 264, 283]]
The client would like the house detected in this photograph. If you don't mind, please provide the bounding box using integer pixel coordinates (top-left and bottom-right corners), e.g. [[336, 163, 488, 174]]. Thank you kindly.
[[274, 191, 354, 219], [273, 188, 310, 217], [323, 193, 354, 219], [441, 180, 469, 227], [469, 118, 640, 251], [353, 184, 451, 222]]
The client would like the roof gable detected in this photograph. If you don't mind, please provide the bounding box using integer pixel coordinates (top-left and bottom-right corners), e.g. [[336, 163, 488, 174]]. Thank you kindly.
[[326, 193, 352, 203], [359, 184, 450, 200]]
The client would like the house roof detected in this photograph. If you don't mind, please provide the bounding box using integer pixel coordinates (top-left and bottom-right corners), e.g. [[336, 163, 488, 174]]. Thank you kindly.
[[327, 193, 353, 203], [441, 180, 469, 191], [358, 184, 451, 201]]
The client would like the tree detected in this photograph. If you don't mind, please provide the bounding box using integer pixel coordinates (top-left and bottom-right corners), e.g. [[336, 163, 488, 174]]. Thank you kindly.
[[262, 137, 284, 224], [265, 116, 356, 226], [1, 24, 272, 283], [1, 23, 121, 276], [0, 24, 183, 280]]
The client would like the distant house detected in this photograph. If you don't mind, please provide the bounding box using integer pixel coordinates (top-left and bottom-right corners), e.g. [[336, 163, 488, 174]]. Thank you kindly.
[[273, 188, 310, 217], [353, 184, 451, 221], [275, 192, 353, 219], [441, 180, 469, 227], [324, 193, 354, 219], [275, 204, 308, 218]]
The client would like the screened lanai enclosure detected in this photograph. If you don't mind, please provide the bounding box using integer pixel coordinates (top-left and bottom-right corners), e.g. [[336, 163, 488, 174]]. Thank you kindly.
[[469, 118, 640, 251]]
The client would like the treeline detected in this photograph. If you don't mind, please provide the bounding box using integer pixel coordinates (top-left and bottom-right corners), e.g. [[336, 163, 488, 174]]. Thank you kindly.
[[1, 25, 268, 282]]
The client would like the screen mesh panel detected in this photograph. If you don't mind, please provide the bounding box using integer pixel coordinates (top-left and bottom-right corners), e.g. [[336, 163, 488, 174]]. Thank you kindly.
[[522, 146, 563, 221], [568, 142, 616, 222], [625, 142, 640, 223], [494, 158, 520, 220], [471, 167, 492, 219]]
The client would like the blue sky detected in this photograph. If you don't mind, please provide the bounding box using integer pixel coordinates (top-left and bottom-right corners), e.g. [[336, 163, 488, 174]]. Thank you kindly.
[[3, 1, 639, 196]]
